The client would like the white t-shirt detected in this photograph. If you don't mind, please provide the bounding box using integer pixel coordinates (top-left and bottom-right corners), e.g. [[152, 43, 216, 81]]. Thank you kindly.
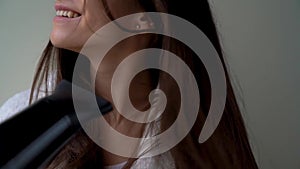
[[104, 161, 127, 169], [0, 89, 32, 123]]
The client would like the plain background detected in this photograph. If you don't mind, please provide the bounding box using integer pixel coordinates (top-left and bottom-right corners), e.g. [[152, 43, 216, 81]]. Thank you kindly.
[[0, 0, 299, 168]]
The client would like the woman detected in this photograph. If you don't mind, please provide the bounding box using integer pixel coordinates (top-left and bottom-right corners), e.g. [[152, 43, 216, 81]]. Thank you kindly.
[[27, 0, 258, 168]]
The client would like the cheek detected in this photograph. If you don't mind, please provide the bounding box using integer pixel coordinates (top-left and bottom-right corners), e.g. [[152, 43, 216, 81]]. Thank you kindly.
[[83, 13, 109, 32], [84, 1, 110, 31]]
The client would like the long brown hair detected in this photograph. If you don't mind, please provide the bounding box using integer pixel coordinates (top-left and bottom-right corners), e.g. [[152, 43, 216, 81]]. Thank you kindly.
[[30, 0, 258, 168]]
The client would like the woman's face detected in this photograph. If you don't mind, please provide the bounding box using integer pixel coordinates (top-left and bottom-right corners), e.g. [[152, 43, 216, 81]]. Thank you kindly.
[[50, 0, 144, 52], [50, 0, 112, 52]]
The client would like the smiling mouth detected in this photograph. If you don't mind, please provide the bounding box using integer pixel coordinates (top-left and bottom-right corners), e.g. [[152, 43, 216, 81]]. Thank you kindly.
[[56, 10, 81, 18]]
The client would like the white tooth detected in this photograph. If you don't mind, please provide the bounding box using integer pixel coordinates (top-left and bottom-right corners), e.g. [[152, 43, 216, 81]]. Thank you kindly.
[[63, 11, 68, 16], [59, 11, 63, 16], [73, 13, 79, 18], [67, 11, 73, 18], [56, 11, 59, 16]]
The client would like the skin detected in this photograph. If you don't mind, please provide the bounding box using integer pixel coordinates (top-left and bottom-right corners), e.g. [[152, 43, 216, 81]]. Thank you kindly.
[[51, 0, 154, 165]]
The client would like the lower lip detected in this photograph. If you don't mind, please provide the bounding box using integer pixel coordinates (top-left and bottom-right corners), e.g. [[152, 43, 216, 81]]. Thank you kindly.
[[53, 16, 81, 23]]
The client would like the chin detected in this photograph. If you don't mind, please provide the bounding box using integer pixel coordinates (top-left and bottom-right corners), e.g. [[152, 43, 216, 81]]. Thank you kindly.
[[50, 38, 79, 53], [50, 32, 65, 47]]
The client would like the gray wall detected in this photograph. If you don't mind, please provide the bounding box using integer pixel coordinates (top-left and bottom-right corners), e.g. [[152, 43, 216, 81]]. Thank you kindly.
[[0, 0, 52, 104], [0, 0, 299, 168], [212, 1, 300, 168]]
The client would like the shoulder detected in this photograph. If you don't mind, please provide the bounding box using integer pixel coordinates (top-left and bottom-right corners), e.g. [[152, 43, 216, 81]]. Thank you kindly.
[[0, 89, 31, 123], [0, 89, 48, 123], [0, 76, 55, 124]]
